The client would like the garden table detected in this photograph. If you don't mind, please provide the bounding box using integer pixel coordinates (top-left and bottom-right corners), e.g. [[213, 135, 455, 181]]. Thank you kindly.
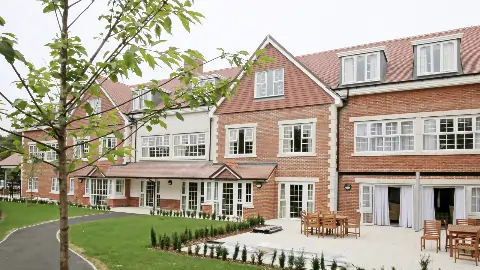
[[318, 215, 348, 238], [447, 224, 480, 257]]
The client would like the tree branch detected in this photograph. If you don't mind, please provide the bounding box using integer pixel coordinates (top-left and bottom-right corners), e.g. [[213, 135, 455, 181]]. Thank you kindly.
[[0, 126, 58, 152], [67, 0, 96, 29], [10, 64, 46, 118], [68, 0, 83, 8], [0, 145, 58, 169]]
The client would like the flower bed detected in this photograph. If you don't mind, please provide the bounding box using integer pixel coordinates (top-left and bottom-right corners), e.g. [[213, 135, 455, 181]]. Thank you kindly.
[[0, 197, 110, 211], [151, 209, 259, 223]]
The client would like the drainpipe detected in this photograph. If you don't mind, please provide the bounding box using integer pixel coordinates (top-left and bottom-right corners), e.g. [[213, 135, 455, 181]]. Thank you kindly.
[[335, 89, 349, 211], [414, 172, 422, 231], [208, 107, 213, 161], [134, 121, 138, 162]]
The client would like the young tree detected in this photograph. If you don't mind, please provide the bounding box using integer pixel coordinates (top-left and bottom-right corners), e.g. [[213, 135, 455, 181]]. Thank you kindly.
[[0, 1, 268, 269]]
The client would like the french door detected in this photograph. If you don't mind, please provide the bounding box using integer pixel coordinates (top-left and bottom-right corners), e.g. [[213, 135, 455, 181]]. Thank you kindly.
[[140, 180, 160, 208], [220, 182, 244, 217], [360, 184, 374, 225], [90, 179, 109, 206], [181, 182, 201, 212], [278, 183, 314, 219]]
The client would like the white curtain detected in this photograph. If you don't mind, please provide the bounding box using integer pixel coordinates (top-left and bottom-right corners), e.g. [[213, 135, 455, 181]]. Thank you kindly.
[[423, 187, 436, 221], [399, 186, 413, 228], [454, 187, 466, 221], [443, 42, 455, 71], [374, 186, 390, 226]]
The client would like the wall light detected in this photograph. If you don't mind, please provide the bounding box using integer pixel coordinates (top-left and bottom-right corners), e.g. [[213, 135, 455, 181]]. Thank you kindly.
[[344, 184, 352, 191], [168, 180, 173, 185], [79, 178, 84, 183], [255, 182, 263, 189]]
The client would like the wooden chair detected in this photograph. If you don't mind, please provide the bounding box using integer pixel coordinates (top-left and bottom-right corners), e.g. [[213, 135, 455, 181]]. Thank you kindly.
[[444, 220, 452, 251], [304, 212, 320, 237], [456, 219, 469, 225], [300, 211, 307, 234], [454, 229, 480, 266], [468, 218, 479, 226], [322, 214, 338, 239], [345, 215, 361, 239], [421, 220, 441, 253]]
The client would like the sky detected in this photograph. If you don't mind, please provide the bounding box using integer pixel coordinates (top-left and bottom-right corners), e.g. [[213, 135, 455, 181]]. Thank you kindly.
[[0, 0, 479, 132]]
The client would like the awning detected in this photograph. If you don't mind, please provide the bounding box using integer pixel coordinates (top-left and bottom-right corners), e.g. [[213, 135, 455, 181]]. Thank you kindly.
[[78, 161, 277, 181], [0, 154, 21, 168]]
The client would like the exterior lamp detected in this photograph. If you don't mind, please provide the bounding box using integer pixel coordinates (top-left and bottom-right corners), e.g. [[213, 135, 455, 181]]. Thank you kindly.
[[78, 178, 84, 183], [168, 180, 173, 185], [255, 182, 263, 189], [344, 184, 352, 191]]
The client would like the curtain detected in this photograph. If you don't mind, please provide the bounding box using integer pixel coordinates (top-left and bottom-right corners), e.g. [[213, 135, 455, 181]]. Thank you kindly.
[[443, 42, 455, 71], [423, 186, 436, 221], [374, 186, 390, 226], [454, 187, 466, 221], [367, 54, 378, 80], [399, 186, 413, 228], [418, 46, 428, 74], [344, 57, 354, 83]]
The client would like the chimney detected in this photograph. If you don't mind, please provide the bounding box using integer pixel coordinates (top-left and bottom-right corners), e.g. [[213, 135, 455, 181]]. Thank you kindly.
[[184, 57, 203, 75]]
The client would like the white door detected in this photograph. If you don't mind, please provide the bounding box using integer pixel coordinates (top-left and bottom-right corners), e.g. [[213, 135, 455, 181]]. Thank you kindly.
[[360, 184, 374, 225], [139, 180, 159, 208], [181, 182, 201, 212], [277, 183, 315, 219]]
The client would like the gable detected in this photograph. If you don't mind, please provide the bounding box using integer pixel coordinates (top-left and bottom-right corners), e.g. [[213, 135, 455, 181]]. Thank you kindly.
[[216, 42, 338, 115], [210, 165, 241, 180]]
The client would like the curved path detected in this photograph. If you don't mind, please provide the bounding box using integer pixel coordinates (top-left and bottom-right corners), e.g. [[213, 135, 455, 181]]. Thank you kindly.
[[0, 212, 133, 270]]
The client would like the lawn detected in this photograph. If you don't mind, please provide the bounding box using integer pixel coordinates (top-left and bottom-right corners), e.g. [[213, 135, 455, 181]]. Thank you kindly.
[[0, 201, 102, 239], [70, 215, 261, 270]]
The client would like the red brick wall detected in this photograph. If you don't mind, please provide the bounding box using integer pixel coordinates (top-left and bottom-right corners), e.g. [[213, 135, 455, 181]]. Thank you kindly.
[[243, 174, 277, 220], [159, 199, 180, 210], [217, 105, 332, 219], [339, 84, 480, 172]]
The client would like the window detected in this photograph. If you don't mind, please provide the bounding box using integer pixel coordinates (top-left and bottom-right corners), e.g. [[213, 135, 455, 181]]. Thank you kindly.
[[87, 99, 101, 115], [141, 136, 169, 157], [472, 188, 480, 213], [27, 177, 38, 192], [417, 41, 457, 76], [255, 68, 284, 98], [307, 184, 314, 213], [197, 77, 217, 87], [115, 179, 124, 196], [206, 182, 212, 201], [85, 179, 90, 194], [28, 144, 42, 160], [101, 137, 117, 155], [173, 133, 206, 157], [51, 178, 59, 193], [45, 143, 59, 161], [355, 120, 415, 152], [132, 89, 152, 110], [74, 138, 89, 158], [281, 123, 314, 154], [245, 183, 252, 204], [342, 53, 380, 84], [423, 116, 480, 151], [228, 128, 254, 155], [69, 178, 75, 194]]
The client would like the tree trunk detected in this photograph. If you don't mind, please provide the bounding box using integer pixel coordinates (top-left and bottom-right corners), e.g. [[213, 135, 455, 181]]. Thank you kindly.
[[59, 1, 70, 270]]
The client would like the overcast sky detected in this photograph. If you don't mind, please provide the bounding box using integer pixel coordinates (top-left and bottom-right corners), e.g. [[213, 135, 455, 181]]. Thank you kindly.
[[0, 0, 479, 132]]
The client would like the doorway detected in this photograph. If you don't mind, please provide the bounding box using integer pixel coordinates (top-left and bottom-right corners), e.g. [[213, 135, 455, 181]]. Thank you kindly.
[[140, 180, 161, 208], [388, 187, 400, 225], [278, 183, 315, 219], [434, 188, 454, 224]]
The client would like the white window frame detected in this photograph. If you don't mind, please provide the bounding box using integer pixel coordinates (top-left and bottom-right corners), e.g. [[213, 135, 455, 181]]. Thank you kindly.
[[68, 177, 75, 195], [51, 177, 59, 194], [354, 120, 415, 153], [141, 135, 170, 158], [423, 115, 480, 152], [277, 182, 315, 219], [278, 118, 317, 157], [132, 89, 152, 110], [85, 178, 90, 195], [74, 137, 90, 160], [86, 98, 102, 115], [416, 40, 458, 76], [45, 142, 59, 162], [100, 136, 117, 159], [173, 133, 207, 158], [27, 177, 38, 192], [115, 179, 125, 196], [225, 123, 257, 158], [244, 182, 253, 205], [342, 52, 381, 85], [254, 68, 284, 98], [28, 143, 43, 161]]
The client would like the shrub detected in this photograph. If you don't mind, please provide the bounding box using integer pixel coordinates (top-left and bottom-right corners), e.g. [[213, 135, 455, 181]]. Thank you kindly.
[[288, 249, 295, 269], [188, 228, 193, 241], [209, 245, 215, 259], [206, 213, 211, 219], [218, 226, 225, 235], [150, 209, 154, 215], [250, 253, 256, 265], [176, 238, 182, 252], [279, 250, 286, 269], [192, 211, 197, 218], [221, 247, 229, 261], [106, 205, 111, 211], [294, 250, 306, 270], [202, 212, 207, 219], [212, 212, 216, 220], [194, 229, 199, 240], [213, 227, 218, 236], [311, 255, 320, 270], [187, 245, 192, 255], [233, 242, 240, 260], [256, 250, 265, 265], [156, 209, 160, 215], [419, 255, 431, 270], [241, 245, 247, 263], [330, 260, 337, 270], [203, 243, 208, 257], [222, 215, 226, 221], [172, 232, 179, 250], [194, 245, 201, 256], [150, 227, 157, 247], [169, 210, 173, 216], [215, 245, 222, 259], [227, 216, 230, 221], [210, 225, 215, 237], [260, 216, 265, 225], [159, 234, 165, 250], [164, 234, 171, 250], [271, 249, 278, 267], [320, 252, 325, 270], [226, 223, 231, 233], [204, 227, 209, 238]]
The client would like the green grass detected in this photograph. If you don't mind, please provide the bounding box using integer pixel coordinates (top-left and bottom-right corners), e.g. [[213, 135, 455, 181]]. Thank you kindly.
[[0, 201, 102, 239], [70, 215, 260, 270]]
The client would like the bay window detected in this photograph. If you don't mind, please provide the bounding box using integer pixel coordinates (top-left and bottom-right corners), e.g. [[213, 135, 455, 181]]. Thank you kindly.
[[355, 120, 415, 152]]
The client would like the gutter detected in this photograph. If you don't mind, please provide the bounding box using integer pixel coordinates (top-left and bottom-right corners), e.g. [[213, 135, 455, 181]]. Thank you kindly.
[[208, 107, 212, 161]]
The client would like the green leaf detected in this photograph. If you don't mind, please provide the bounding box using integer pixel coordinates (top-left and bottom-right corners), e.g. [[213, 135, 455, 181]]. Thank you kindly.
[[123, 51, 134, 67], [155, 24, 161, 37], [0, 16, 5, 26], [162, 17, 172, 34], [144, 100, 155, 109], [179, 14, 190, 32], [175, 112, 184, 121], [145, 54, 156, 69], [113, 131, 123, 139], [110, 73, 118, 83], [146, 125, 152, 132], [0, 40, 15, 64], [255, 48, 266, 57]]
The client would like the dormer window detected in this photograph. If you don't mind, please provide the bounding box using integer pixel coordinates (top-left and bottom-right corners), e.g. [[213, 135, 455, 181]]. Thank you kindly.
[[198, 77, 217, 87], [254, 68, 284, 98], [342, 52, 380, 84], [416, 41, 457, 76], [132, 89, 151, 110], [412, 33, 462, 77]]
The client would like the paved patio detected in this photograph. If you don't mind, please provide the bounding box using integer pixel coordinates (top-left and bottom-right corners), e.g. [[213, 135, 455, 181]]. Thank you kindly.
[[217, 219, 478, 270]]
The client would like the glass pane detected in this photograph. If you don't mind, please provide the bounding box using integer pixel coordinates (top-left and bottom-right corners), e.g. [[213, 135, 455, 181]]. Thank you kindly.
[[439, 134, 455, 149], [355, 137, 368, 152], [366, 54, 378, 80], [302, 124, 312, 138], [384, 137, 399, 151], [356, 123, 367, 136], [424, 120, 436, 133], [424, 46, 432, 73], [440, 119, 454, 133], [369, 137, 383, 151], [443, 42, 455, 71], [433, 44, 441, 73], [371, 123, 382, 135], [401, 121, 414, 134], [457, 133, 474, 149], [344, 57, 354, 83], [385, 122, 398, 135], [423, 135, 437, 150], [400, 136, 415, 151], [458, 118, 473, 132], [356, 55, 365, 82]]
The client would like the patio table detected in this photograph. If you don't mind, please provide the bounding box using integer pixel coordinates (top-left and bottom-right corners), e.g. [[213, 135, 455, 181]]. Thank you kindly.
[[317, 215, 348, 238], [447, 224, 480, 257]]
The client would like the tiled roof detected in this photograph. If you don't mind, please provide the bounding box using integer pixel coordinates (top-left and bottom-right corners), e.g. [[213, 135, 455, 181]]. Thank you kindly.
[[297, 25, 480, 89], [99, 78, 132, 114], [0, 154, 20, 167]]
